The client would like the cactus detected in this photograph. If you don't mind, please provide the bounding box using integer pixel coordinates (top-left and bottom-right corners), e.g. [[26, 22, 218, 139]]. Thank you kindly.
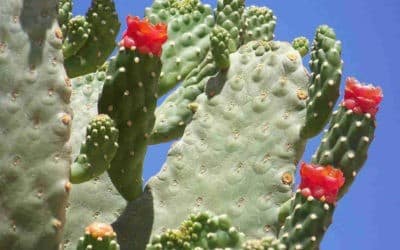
[[77, 222, 120, 250], [0, 1, 383, 250], [70, 114, 119, 183], [62, 0, 120, 78], [0, 0, 72, 249]]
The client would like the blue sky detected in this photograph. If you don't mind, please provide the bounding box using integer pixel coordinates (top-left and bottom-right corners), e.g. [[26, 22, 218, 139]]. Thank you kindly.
[[74, 1, 400, 249]]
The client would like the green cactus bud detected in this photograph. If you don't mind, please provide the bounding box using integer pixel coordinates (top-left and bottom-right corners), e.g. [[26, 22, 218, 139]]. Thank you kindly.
[[292, 36, 310, 57], [70, 114, 119, 184], [62, 16, 91, 59], [241, 6, 276, 44], [210, 26, 234, 70], [146, 212, 243, 249]]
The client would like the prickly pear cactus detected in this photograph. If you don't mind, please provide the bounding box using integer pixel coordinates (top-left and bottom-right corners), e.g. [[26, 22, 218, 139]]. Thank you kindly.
[[0, 0, 72, 249], [1, 1, 384, 250]]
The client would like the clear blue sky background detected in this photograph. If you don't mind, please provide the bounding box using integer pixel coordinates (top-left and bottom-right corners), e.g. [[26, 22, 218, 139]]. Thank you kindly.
[[74, 1, 400, 249]]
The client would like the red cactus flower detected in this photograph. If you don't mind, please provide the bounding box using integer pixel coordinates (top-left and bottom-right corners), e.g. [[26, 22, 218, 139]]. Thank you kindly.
[[299, 162, 345, 204], [120, 16, 168, 56], [343, 77, 383, 117]]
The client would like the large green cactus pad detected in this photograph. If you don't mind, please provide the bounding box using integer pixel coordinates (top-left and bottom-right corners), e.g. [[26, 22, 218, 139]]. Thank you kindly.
[[0, 1, 71, 249], [115, 41, 310, 249]]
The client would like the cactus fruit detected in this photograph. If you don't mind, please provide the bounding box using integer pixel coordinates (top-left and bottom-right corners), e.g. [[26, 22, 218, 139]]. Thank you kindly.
[[1, 1, 383, 250], [77, 222, 120, 250]]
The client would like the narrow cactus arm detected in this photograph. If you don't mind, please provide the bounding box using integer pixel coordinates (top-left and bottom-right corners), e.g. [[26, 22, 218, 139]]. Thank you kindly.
[[279, 163, 345, 249], [98, 16, 167, 201], [70, 114, 119, 183], [64, 0, 120, 78], [301, 25, 343, 139], [149, 53, 217, 144], [292, 37, 310, 58], [312, 77, 382, 197], [279, 79, 382, 249], [146, 0, 215, 96], [58, 0, 73, 35], [240, 6, 276, 44], [215, 0, 245, 49], [146, 212, 243, 249], [62, 16, 91, 59], [0, 0, 72, 249], [77, 222, 120, 250]]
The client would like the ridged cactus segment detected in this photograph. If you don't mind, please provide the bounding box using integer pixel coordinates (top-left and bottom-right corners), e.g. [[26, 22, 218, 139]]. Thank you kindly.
[[241, 6, 276, 44], [144, 41, 310, 240], [210, 26, 234, 70], [63, 16, 91, 59], [64, 0, 120, 78], [313, 106, 376, 197], [58, 0, 73, 35], [301, 25, 343, 138], [292, 37, 310, 57], [77, 223, 120, 250], [0, 1, 71, 249], [149, 54, 217, 144], [279, 192, 334, 250], [70, 115, 119, 183], [98, 47, 162, 201], [146, 212, 243, 249], [146, 0, 215, 95], [216, 0, 245, 48]]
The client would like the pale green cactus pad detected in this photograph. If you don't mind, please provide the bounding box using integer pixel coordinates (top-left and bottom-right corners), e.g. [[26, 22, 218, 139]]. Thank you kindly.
[[114, 40, 310, 249], [0, 0, 72, 249]]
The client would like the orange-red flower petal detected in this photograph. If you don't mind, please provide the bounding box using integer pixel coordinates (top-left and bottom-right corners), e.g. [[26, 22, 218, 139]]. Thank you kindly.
[[299, 162, 345, 203], [343, 77, 383, 117], [120, 16, 168, 56]]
